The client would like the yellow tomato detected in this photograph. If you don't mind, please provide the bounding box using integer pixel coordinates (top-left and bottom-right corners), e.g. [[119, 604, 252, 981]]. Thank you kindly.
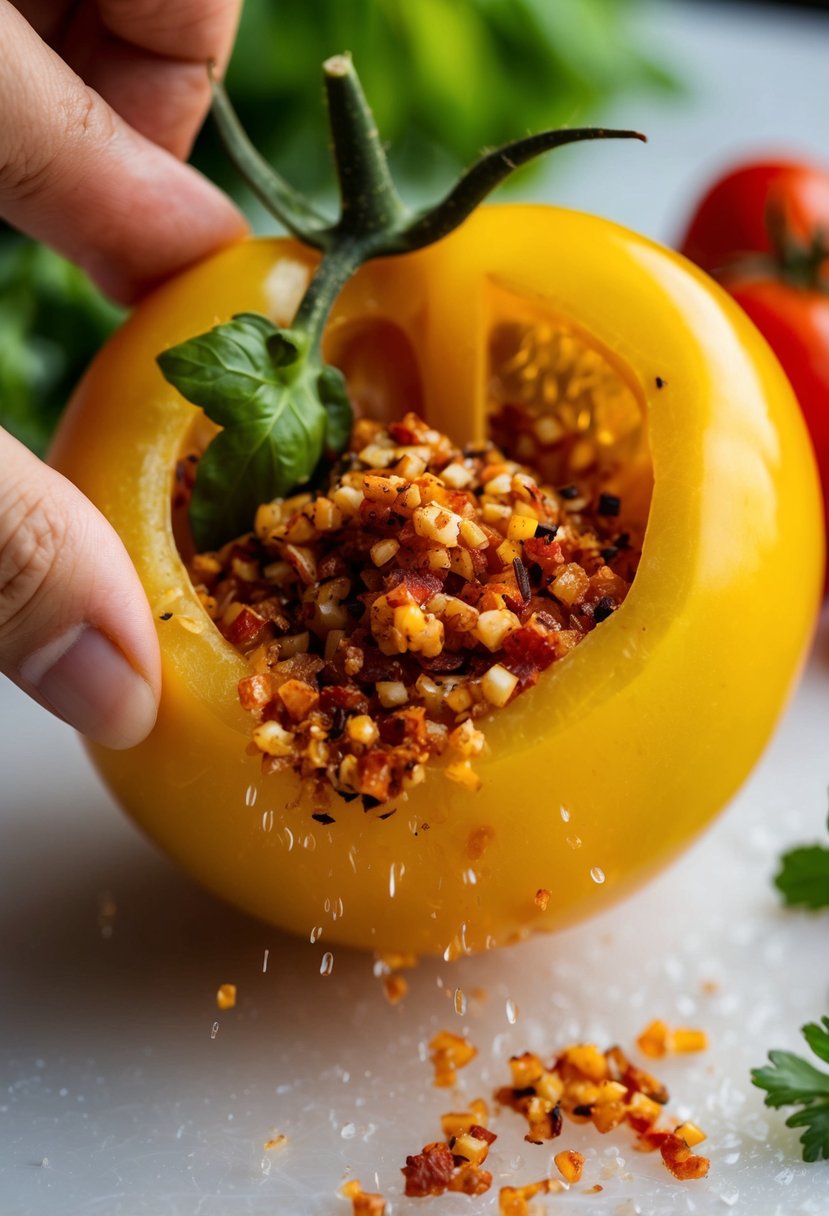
[[51, 207, 823, 957]]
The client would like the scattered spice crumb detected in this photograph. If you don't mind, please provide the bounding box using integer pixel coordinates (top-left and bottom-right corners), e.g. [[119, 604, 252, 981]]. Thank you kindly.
[[216, 983, 237, 1010], [498, 1178, 564, 1215], [429, 1029, 477, 1087], [636, 1018, 709, 1059], [263, 1134, 287, 1150], [554, 1148, 585, 1183], [340, 1178, 386, 1215], [583, 1183, 604, 1194], [534, 887, 551, 911], [494, 1037, 710, 1181], [382, 973, 408, 1005]]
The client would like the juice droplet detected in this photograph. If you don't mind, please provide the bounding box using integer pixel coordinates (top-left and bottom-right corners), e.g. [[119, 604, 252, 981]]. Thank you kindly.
[[310, 926, 322, 944], [590, 866, 606, 884], [320, 951, 334, 977], [560, 805, 570, 822], [210, 1021, 219, 1040], [283, 827, 294, 851], [454, 988, 467, 1016], [505, 999, 519, 1025], [261, 809, 274, 833], [262, 948, 269, 973], [245, 785, 258, 807], [302, 833, 316, 851], [566, 834, 582, 850]]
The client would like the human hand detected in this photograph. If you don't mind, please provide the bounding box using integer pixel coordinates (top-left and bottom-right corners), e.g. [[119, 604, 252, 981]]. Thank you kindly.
[[0, 0, 247, 746]]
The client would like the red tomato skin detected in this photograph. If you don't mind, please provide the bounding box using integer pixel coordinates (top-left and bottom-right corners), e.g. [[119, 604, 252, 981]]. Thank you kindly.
[[723, 275, 829, 553], [681, 160, 829, 273]]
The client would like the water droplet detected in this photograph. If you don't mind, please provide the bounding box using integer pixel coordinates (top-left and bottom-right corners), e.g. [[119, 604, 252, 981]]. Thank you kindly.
[[340, 1121, 356, 1139], [389, 862, 405, 898], [566, 834, 582, 849], [310, 926, 323, 944], [262, 948, 269, 973], [320, 951, 334, 977], [348, 845, 358, 874], [282, 826, 294, 851], [334, 896, 344, 920], [324, 897, 331, 913], [408, 815, 419, 835], [505, 998, 519, 1024], [302, 833, 316, 851], [245, 785, 258, 807], [454, 988, 467, 1016], [463, 868, 478, 886], [590, 866, 606, 884], [210, 1021, 219, 1040], [260, 1156, 271, 1175], [560, 805, 570, 822], [442, 943, 455, 963], [261, 809, 274, 833]]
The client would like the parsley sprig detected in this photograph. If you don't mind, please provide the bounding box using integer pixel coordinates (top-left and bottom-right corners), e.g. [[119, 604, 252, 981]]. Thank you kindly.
[[752, 1018, 829, 1162], [158, 55, 643, 551], [775, 844, 829, 910]]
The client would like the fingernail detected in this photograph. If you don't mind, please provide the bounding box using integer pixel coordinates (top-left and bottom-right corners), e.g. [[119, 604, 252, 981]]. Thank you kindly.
[[20, 625, 158, 749]]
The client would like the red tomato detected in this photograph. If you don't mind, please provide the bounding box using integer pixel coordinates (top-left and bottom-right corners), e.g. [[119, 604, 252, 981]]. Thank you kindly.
[[680, 160, 829, 582]]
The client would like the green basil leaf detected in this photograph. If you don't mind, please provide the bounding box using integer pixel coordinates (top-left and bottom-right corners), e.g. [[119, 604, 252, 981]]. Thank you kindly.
[[318, 364, 353, 454], [157, 312, 352, 550]]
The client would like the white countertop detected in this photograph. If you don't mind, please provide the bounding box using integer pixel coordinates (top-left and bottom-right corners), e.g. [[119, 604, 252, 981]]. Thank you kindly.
[[2, 3, 829, 1213]]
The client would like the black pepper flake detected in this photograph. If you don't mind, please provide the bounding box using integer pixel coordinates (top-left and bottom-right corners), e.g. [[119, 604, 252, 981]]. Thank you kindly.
[[615, 532, 630, 550], [593, 596, 615, 623], [558, 484, 580, 500], [345, 600, 365, 619], [159, 612, 173, 621], [312, 812, 335, 825], [513, 557, 531, 602], [534, 522, 559, 540], [339, 790, 360, 803], [597, 493, 621, 517], [600, 546, 618, 562], [362, 794, 383, 812], [573, 1104, 594, 1117], [378, 808, 397, 820], [655, 375, 666, 389]]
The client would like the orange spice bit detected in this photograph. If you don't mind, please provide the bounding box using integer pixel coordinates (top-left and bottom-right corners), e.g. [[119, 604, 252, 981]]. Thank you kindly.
[[263, 1134, 287, 1150], [440, 1098, 489, 1139], [216, 983, 237, 1010], [382, 973, 409, 1005], [340, 1179, 386, 1215], [554, 1149, 585, 1183], [636, 1019, 709, 1059], [498, 1178, 564, 1216], [534, 887, 551, 911], [637, 1130, 710, 1180], [401, 1118, 496, 1199], [429, 1030, 477, 1088], [583, 1184, 604, 1194]]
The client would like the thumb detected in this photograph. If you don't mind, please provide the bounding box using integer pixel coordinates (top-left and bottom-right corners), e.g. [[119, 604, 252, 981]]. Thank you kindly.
[[1, 429, 160, 748]]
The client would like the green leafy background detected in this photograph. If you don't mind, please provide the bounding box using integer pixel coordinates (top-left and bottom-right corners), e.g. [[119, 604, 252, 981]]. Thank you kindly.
[[0, 0, 673, 456]]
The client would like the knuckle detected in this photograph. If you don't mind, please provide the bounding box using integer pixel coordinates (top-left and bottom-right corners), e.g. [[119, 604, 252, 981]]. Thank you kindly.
[[0, 86, 115, 205], [0, 483, 68, 632]]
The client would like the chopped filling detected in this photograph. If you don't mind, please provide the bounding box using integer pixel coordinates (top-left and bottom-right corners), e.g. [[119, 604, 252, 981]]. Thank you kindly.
[[186, 412, 640, 806]]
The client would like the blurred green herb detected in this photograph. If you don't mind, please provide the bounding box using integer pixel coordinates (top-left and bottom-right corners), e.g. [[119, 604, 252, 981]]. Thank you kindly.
[[0, 235, 124, 455], [1, 0, 673, 455], [774, 797, 829, 910], [752, 1017, 829, 1162]]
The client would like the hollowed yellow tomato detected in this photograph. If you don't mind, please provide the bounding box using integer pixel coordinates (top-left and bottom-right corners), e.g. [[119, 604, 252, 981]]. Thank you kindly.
[[51, 207, 823, 957]]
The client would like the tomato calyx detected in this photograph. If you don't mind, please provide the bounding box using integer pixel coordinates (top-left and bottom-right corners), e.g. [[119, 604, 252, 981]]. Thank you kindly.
[[158, 54, 645, 550], [719, 199, 829, 295]]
